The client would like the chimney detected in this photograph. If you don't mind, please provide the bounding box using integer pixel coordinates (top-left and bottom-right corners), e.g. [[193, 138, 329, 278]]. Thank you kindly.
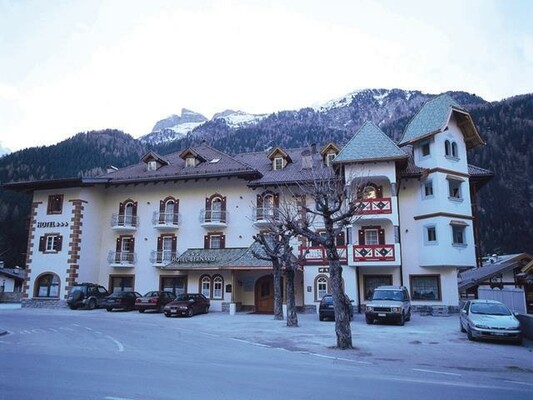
[[311, 143, 317, 154], [301, 150, 312, 169]]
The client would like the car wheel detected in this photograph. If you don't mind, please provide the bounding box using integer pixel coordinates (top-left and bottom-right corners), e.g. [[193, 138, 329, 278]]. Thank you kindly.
[[87, 298, 97, 310], [106, 308, 113, 312], [138, 309, 145, 313], [467, 327, 475, 341], [204, 306, 209, 314], [460, 320, 466, 333], [187, 307, 194, 317], [406, 309, 411, 322], [365, 316, 373, 325], [398, 313, 405, 326], [68, 305, 78, 310], [164, 313, 171, 318]]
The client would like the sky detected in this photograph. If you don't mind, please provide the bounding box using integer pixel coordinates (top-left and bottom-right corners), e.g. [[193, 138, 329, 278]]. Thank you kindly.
[[0, 0, 532, 153]]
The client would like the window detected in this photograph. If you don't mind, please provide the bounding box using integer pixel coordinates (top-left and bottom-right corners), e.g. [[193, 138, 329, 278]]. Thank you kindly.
[[273, 157, 284, 170], [425, 225, 437, 245], [325, 153, 336, 166], [200, 275, 211, 298], [161, 276, 186, 296], [445, 140, 459, 159], [448, 179, 462, 200], [213, 275, 224, 299], [185, 157, 196, 167], [157, 235, 176, 263], [363, 275, 393, 300], [451, 142, 458, 158], [115, 236, 135, 264], [421, 141, 430, 157], [35, 273, 60, 297], [451, 224, 467, 246], [205, 194, 226, 223], [410, 275, 441, 301], [365, 229, 379, 245], [118, 200, 137, 226], [358, 226, 385, 245], [444, 140, 451, 156], [39, 234, 62, 253], [47, 195, 64, 214], [423, 181, 434, 198], [110, 276, 134, 293], [362, 186, 377, 199], [204, 232, 225, 249], [147, 160, 157, 171], [315, 275, 329, 301]]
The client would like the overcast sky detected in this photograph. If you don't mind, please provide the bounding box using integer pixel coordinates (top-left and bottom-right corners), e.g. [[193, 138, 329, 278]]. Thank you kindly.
[[1, 0, 532, 152]]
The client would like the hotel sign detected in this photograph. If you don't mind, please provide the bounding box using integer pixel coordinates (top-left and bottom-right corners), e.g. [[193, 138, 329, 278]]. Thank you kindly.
[[36, 221, 69, 228], [176, 252, 217, 264]]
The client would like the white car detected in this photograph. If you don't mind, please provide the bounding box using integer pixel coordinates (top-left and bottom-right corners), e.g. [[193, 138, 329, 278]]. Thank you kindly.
[[459, 299, 522, 344]]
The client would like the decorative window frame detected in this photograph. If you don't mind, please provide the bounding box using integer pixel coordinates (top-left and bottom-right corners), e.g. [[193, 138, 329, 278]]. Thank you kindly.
[[363, 274, 393, 300], [447, 177, 463, 201], [200, 274, 211, 298], [212, 275, 224, 300], [451, 223, 468, 247], [422, 179, 434, 200], [424, 224, 438, 246], [39, 233, 63, 253], [273, 157, 284, 170], [109, 274, 135, 293], [34, 272, 61, 298]]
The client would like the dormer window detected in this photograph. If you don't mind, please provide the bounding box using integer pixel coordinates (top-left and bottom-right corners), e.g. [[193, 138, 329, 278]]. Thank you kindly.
[[147, 160, 158, 171], [273, 157, 284, 170], [325, 153, 336, 166], [185, 157, 196, 168]]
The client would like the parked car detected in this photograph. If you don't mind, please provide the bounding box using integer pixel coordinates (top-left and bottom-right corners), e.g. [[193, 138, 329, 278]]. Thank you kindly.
[[135, 291, 175, 313], [103, 291, 142, 311], [163, 293, 210, 317], [365, 285, 411, 325], [318, 294, 353, 321], [459, 299, 522, 344], [67, 283, 109, 310]]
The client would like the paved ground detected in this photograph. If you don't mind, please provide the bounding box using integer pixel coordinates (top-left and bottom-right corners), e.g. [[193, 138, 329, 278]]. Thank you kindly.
[[2, 304, 531, 380]]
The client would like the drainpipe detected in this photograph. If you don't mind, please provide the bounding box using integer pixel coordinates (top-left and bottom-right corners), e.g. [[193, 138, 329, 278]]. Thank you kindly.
[[395, 178, 404, 287]]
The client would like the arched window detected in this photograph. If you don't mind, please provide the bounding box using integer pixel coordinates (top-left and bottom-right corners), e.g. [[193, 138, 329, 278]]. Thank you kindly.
[[35, 273, 60, 298], [451, 142, 458, 158], [200, 275, 211, 298], [444, 140, 451, 156], [124, 201, 135, 225], [315, 275, 329, 301], [213, 275, 224, 299]]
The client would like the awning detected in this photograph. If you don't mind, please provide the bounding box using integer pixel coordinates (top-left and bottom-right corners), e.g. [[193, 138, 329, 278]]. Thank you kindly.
[[449, 220, 469, 226]]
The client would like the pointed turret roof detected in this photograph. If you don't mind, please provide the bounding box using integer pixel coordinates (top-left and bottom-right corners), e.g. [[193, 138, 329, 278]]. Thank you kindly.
[[334, 121, 407, 163]]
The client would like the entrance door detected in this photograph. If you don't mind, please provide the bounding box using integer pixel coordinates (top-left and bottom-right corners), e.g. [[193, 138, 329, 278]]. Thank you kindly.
[[255, 275, 274, 314]]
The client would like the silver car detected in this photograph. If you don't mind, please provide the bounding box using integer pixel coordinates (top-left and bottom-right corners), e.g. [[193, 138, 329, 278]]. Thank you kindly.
[[459, 300, 522, 344]]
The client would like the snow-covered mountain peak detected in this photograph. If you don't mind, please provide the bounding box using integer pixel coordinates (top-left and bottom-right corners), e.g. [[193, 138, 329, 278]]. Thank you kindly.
[[212, 109, 266, 128]]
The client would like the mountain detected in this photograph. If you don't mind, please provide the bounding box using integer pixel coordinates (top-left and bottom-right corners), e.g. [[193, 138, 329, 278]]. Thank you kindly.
[[138, 108, 208, 146], [0, 89, 531, 268], [0, 144, 10, 157]]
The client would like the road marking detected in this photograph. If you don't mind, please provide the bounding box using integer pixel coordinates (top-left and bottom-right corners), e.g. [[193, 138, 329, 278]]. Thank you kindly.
[[104, 397, 134, 400], [231, 338, 270, 347], [504, 380, 533, 387], [59, 327, 74, 331], [20, 330, 31, 335], [48, 328, 58, 333], [105, 335, 124, 352], [412, 368, 462, 377]]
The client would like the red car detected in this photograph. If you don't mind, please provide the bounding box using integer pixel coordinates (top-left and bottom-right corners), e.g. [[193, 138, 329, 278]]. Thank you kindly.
[[135, 291, 175, 313], [163, 293, 210, 317]]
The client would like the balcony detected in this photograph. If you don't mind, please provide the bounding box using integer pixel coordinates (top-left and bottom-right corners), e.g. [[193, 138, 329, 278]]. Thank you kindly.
[[252, 207, 280, 228], [353, 244, 395, 262], [108, 251, 136, 268], [150, 250, 178, 268], [200, 209, 228, 230], [299, 245, 348, 265], [152, 212, 180, 231], [355, 198, 392, 215], [110, 213, 138, 232]]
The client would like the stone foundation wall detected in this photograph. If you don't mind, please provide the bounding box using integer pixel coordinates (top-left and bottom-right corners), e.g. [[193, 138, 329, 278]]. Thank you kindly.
[[0, 292, 23, 303], [22, 298, 68, 309]]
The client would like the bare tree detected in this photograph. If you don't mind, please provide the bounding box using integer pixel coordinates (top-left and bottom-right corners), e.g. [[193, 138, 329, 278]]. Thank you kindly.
[[283, 168, 364, 349]]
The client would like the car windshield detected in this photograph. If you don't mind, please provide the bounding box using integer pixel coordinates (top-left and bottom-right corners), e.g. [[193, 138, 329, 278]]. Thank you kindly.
[[175, 294, 192, 301], [372, 290, 403, 301], [470, 303, 512, 316], [70, 286, 84, 293], [321, 296, 333, 304]]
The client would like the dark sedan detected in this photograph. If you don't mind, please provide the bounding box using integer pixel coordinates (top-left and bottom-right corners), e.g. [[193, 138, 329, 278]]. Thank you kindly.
[[318, 294, 353, 321], [163, 293, 210, 317], [135, 291, 175, 313], [103, 291, 142, 311]]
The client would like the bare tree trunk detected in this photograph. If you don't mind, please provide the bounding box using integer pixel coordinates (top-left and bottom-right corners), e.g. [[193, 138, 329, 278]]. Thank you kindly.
[[272, 259, 283, 320], [329, 256, 353, 349], [285, 268, 298, 327]]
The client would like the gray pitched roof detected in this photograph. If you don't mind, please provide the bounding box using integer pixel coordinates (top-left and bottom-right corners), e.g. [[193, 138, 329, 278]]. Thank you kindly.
[[399, 94, 463, 146], [334, 122, 407, 163], [100, 143, 260, 184], [163, 243, 273, 270]]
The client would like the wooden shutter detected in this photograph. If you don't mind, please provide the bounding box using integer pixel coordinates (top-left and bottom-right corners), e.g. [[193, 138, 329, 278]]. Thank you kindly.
[[336, 231, 345, 246], [377, 185, 383, 198], [205, 197, 212, 222], [358, 230, 365, 245], [130, 237, 135, 252], [115, 237, 121, 263], [119, 202, 125, 214], [220, 234, 226, 249], [204, 235, 210, 249], [55, 235, 63, 251], [159, 200, 165, 223], [39, 236, 46, 252], [378, 229, 385, 245], [157, 236, 163, 263], [256, 194, 263, 219], [132, 202, 138, 217], [221, 196, 227, 222], [172, 236, 177, 252], [174, 199, 180, 224]]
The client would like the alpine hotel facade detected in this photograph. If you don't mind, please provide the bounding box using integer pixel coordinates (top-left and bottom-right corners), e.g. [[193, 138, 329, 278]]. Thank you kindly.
[[6, 95, 493, 313]]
